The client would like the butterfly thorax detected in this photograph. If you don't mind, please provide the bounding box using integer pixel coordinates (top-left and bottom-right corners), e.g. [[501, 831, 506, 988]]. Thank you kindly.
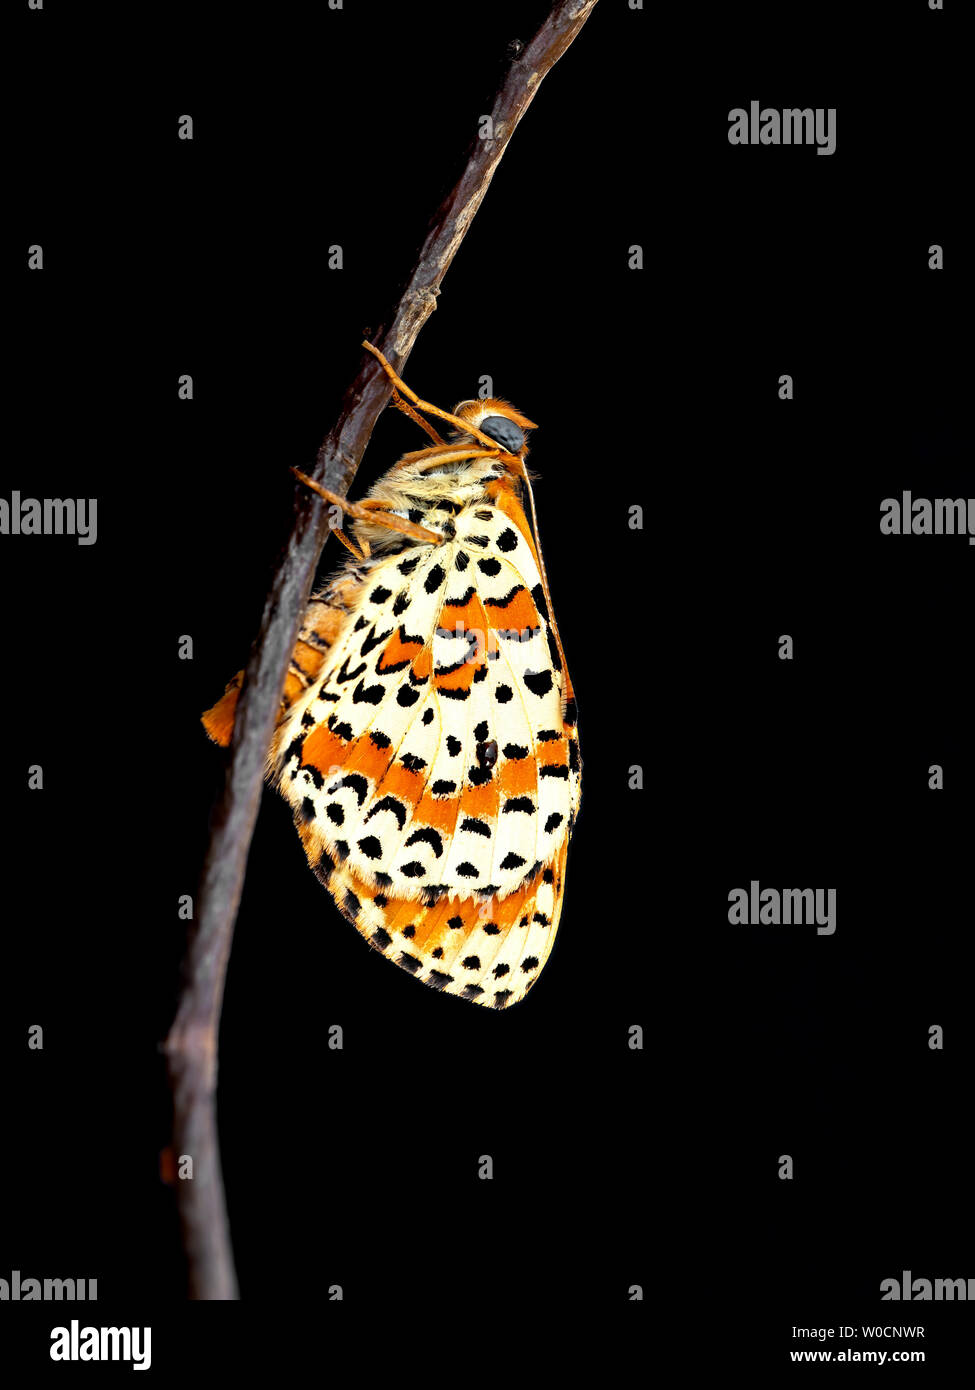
[[354, 453, 517, 553]]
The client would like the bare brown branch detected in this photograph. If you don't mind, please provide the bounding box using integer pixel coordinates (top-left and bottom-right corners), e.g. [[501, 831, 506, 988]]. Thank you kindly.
[[163, 0, 599, 1300]]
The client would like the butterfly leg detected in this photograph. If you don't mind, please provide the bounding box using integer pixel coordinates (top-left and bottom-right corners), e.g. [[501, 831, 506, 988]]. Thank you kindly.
[[291, 469, 443, 544], [362, 340, 512, 451], [389, 387, 445, 446]]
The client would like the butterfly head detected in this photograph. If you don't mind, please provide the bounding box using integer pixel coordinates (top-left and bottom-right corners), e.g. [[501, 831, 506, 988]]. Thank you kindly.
[[451, 398, 537, 459]]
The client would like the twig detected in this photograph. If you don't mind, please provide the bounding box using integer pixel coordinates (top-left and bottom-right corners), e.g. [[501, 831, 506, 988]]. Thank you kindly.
[[163, 0, 600, 1301]]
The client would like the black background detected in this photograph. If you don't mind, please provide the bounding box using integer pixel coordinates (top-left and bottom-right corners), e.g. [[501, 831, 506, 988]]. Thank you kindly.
[[5, 0, 972, 1373]]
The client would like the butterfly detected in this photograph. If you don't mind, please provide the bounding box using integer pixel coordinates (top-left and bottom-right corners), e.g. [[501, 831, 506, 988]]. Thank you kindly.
[[202, 342, 580, 1008]]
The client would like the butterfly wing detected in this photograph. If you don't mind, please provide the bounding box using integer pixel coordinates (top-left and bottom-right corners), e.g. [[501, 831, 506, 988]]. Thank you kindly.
[[273, 491, 580, 1007]]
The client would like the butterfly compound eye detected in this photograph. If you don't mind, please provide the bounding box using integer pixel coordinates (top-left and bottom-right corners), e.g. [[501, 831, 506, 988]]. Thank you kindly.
[[479, 415, 525, 454]]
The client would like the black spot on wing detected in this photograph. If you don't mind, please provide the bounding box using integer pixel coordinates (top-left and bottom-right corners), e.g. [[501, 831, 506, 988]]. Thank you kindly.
[[404, 826, 444, 857], [339, 773, 368, 806], [460, 817, 491, 838], [524, 669, 554, 698], [421, 885, 449, 907], [424, 564, 446, 593], [353, 679, 386, 705], [360, 625, 391, 656], [366, 796, 407, 830], [484, 584, 525, 610], [496, 527, 518, 553], [447, 585, 476, 606], [337, 658, 366, 684]]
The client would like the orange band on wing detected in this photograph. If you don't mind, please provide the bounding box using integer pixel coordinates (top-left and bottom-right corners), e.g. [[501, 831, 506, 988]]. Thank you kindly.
[[342, 737, 394, 784], [484, 587, 540, 633], [459, 779, 499, 819], [301, 723, 350, 775], [413, 792, 461, 835], [538, 739, 568, 768], [378, 761, 426, 807], [499, 756, 538, 797], [440, 591, 488, 634], [434, 662, 476, 695], [378, 628, 425, 673]]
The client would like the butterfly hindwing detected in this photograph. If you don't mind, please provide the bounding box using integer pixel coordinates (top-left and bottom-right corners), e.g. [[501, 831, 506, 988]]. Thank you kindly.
[[271, 490, 578, 1006]]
